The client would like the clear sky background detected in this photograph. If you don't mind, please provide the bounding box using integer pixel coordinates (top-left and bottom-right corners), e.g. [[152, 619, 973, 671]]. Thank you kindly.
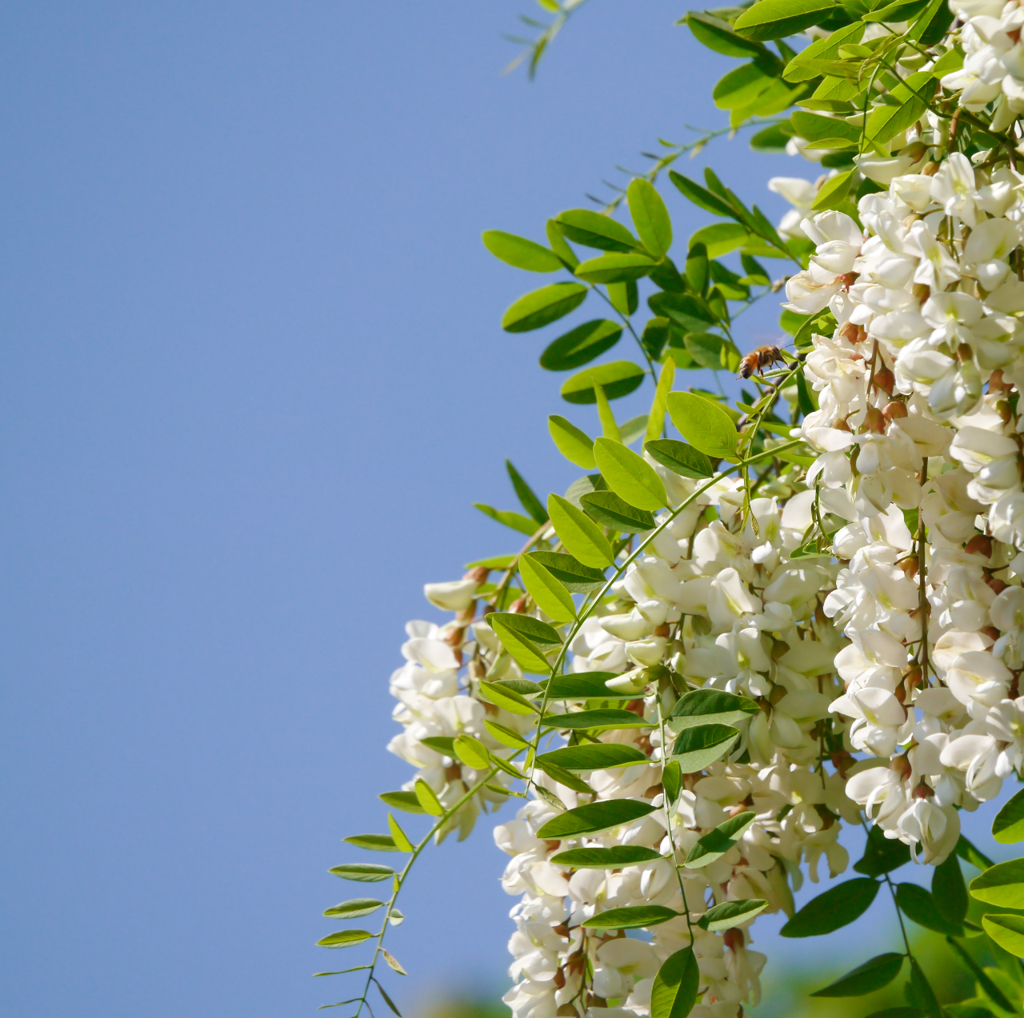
[[0, 3, 1006, 1017]]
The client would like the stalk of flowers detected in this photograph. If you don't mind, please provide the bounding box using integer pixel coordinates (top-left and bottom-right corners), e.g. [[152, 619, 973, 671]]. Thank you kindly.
[[399, 466, 860, 1018], [387, 567, 540, 841], [780, 57, 1024, 863]]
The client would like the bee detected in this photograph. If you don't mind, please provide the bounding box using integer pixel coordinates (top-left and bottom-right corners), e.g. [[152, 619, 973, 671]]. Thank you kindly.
[[737, 344, 785, 380]]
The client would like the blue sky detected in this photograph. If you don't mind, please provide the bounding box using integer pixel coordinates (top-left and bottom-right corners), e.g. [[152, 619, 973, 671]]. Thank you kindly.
[[1, 3, 1005, 1016]]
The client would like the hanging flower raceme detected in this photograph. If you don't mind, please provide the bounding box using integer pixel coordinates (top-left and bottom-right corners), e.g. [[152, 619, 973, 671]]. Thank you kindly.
[[322, 3, 1024, 1015]]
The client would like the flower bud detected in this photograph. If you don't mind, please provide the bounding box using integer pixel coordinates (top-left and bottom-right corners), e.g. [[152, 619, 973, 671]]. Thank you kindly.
[[890, 754, 912, 780], [862, 407, 886, 434], [872, 367, 895, 395], [965, 534, 993, 558], [883, 399, 908, 420]]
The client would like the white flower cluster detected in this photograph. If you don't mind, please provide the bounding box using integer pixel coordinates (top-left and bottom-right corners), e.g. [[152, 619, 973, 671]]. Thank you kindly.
[[386, 571, 534, 840], [782, 137, 1024, 865], [942, 0, 1024, 129], [371, 9, 1024, 1014]]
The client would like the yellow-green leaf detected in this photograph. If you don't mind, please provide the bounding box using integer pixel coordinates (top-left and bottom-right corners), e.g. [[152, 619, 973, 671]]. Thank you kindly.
[[548, 415, 597, 469], [667, 391, 737, 460], [388, 812, 417, 849], [520, 554, 577, 623], [593, 437, 667, 511], [548, 493, 615, 568], [628, 178, 672, 258], [983, 913, 1024, 958]]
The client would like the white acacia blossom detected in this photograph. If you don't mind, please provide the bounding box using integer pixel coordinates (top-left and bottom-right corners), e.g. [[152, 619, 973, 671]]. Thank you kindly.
[[363, 5, 1024, 1016]]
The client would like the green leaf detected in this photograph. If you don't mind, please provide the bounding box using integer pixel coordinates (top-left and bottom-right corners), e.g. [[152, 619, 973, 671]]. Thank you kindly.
[[387, 813, 415, 850], [484, 718, 530, 750], [594, 382, 621, 442], [419, 736, 455, 755], [684, 11, 769, 58], [783, 22, 864, 81], [463, 554, 516, 569], [781, 878, 880, 937], [982, 914, 1024, 958], [668, 689, 759, 732], [376, 981, 402, 1018], [330, 863, 395, 882], [535, 798, 657, 839], [378, 791, 426, 815], [713, 59, 779, 111], [548, 415, 598, 469], [945, 935, 1015, 1012], [551, 845, 662, 868], [671, 723, 740, 772], [698, 898, 769, 932], [811, 953, 904, 997], [501, 282, 588, 333], [343, 834, 401, 853], [409, 781, 442, 819], [791, 110, 860, 146], [690, 222, 749, 257], [651, 947, 699, 1018], [865, 71, 932, 145], [489, 613, 561, 675], [686, 812, 757, 868], [382, 949, 406, 976], [993, 788, 1024, 844], [575, 252, 657, 284], [452, 734, 490, 770], [907, 957, 941, 1018], [854, 823, 911, 876], [482, 230, 563, 272], [548, 493, 616, 568], [554, 209, 642, 253], [667, 392, 737, 460], [324, 898, 386, 919], [685, 332, 737, 371], [593, 437, 667, 511], [933, 852, 968, 926], [646, 359, 675, 442], [670, 172, 734, 221], [473, 503, 538, 536], [750, 123, 793, 151], [538, 744, 650, 771], [628, 178, 672, 258], [528, 551, 606, 592], [580, 490, 655, 533], [506, 460, 547, 525], [663, 759, 682, 804], [541, 708, 652, 730], [607, 280, 638, 316], [583, 905, 679, 930], [971, 858, 1024, 909], [560, 361, 646, 404], [317, 929, 374, 948], [734, 0, 839, 40], [644, 438, 714, 479], [909, 0, 955, 44], [478, 679, 538, 715], [540, 320, 623, 371], [534, 755, 596, 795], [957, 834, 994, 871], [894, 882, 960, 935], [546, 217, 579, 269], [519, 554, 576, 623], [542, 671, 634, 699], [811, 168, 855, 211]]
